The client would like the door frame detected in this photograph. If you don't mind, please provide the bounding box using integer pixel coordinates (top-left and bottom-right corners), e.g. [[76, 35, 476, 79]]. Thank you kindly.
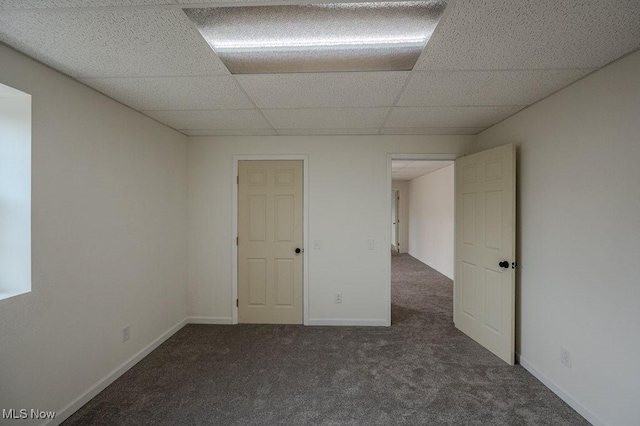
[[232, 155, 310, 325], [391, 189, 399, 252], [385, 153, 459, 326]]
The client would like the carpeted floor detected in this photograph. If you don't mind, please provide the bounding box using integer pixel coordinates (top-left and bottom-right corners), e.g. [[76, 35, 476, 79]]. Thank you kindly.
[[64, 254, 587, 425]]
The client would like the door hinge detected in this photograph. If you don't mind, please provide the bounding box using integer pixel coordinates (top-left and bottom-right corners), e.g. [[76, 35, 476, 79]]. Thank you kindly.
[[236, 299, 239, 307], [237, 175, 239, 184], [236, 237, 238, 246]]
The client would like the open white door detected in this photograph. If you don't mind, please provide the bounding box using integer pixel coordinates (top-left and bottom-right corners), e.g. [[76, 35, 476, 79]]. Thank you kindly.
[[454, 143, 516, 365]]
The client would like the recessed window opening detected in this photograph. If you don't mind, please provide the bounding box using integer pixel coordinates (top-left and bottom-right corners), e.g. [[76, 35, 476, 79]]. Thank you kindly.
[[0, 82, 32, 301], [184, 1, 447, 74]]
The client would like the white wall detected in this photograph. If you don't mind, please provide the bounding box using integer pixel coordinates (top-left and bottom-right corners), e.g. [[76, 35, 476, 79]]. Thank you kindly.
[[391, 180, 409, 253], [0, 87, 31, 299], [0, 44, 188, 425], [477, 50, 640, 426], [407, 165, 454, 279], [188, 136, 474, 324]]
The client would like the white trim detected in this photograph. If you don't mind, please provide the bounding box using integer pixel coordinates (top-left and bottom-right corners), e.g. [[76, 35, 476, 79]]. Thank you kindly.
[[385, 153, 459, 327], [45, 318, 188, 426], [187, 316, 234, 325], [43, 318, 603, 426], [517, 353, 604, 426], [232, 155, 310, 326], [406, 251, 454, 280], [307, 318, 388, 327]]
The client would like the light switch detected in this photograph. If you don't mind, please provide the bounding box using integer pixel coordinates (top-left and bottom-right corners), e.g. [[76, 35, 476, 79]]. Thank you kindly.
[[367, 239, 375, 250], [313, 240, 321, 250]]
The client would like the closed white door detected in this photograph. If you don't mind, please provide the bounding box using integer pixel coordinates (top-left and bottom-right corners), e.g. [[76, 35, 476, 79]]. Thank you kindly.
[[454, 144, 516, 365], [238, 160, 303, 324]]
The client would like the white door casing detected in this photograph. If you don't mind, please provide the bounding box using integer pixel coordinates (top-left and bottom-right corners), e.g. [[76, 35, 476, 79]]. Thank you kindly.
[[454, 143, 516, 365], [391, 190, 398, 251], [238, 160, 303, 324]]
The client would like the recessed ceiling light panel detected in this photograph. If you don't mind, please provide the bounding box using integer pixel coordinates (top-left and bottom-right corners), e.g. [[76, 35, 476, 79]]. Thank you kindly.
[[184, 1, 447, 74]]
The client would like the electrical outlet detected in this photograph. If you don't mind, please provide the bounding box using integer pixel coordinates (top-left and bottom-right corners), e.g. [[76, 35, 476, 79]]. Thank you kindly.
[[367, 239, 375, 250], [561, 347, 571, 368], [313, 240, 321, 250], [334, 293, 342, 304], [122, 325, 130, 343]]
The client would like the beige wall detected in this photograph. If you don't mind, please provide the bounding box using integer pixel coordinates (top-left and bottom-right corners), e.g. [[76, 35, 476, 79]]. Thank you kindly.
[[407, 165, 454, 279], [477, 50, 640, 426], [188, 136, 475, 324], [0, 44, 188, 425], [391, 180, 410, 253]]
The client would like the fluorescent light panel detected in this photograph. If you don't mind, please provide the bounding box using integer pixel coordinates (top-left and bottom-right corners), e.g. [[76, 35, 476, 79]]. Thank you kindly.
[[184, 1, 447, 74]]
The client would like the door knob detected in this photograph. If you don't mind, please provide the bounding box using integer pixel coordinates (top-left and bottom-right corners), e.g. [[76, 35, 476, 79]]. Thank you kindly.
[[499, 261, 509, 269], [295, 248, 302, 254]]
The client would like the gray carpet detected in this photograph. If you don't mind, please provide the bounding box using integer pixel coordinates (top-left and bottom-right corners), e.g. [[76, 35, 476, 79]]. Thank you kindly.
[[64, 254, 587, 425]]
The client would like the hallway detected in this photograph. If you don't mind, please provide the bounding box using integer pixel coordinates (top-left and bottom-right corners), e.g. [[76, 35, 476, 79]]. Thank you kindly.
[[392, 253, 453, 326]]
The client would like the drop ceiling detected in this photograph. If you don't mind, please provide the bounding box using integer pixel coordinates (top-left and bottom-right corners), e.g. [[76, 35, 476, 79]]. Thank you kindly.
[[392, 160, 452, 180], [0, 0, 639, 136]]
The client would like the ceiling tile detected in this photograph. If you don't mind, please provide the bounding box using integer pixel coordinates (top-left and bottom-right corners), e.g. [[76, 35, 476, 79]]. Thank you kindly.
[[385, 106, 523, 128], [392, 160, 453, 180], [263, 108, 390, 129], [180, 129, 278, 136], [381, 127, 484, 135], [236, 72, 409, 108], [0, 0, 171, 9], [0, 9, 229, 77], [80, 76, 254, 110], [276, 128, 381, 136], [416, 0, 640, 70], [142, 109, 272, 130], [397, 69, 593, 106]]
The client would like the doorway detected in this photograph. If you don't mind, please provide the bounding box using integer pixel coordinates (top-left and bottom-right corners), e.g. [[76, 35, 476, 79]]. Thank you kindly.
[[234, 157, 308, 325], [387, 154, 457, 326], [387, 145, 516, 365]]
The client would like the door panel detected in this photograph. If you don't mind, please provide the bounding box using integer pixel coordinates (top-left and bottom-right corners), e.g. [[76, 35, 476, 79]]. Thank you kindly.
[[248, 195, 266, 241], [275, 195, 294, 242], [455, 144, 515, 365], [248, 258, 267, 306], [275, 258, 294, 306], [238, 160, 303, 324]]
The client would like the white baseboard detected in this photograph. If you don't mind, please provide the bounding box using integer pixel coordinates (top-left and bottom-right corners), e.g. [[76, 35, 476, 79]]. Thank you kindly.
[[46, 318, 189, 426], [43, 315, 389, 425], [406, 251, 453, 280], [42, 320, 605, 426], [187, 316, 233, 325], [307, 318, 388, 326], [517, 353, 604, 426]]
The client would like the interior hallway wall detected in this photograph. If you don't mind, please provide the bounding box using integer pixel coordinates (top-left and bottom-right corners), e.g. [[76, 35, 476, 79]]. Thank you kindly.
[[407, 165, 454, 279], [477, 50, 640, 426]]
